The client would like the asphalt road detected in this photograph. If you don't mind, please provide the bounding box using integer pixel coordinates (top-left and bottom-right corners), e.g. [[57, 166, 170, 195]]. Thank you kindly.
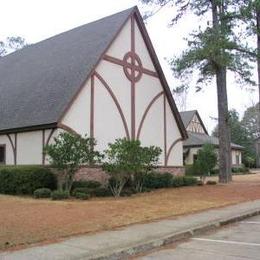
[[137, 215, 260, 260]]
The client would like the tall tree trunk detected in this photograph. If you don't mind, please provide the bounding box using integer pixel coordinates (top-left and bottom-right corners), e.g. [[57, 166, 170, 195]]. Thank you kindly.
[[256, 8, 260, 135], [211, 0, 232, 183], [216, 67, 232, 183]]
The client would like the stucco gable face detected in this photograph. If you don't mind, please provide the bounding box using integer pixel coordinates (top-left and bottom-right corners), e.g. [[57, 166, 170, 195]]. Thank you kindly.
[[62, 12, 184, 166], [187, 113, 207, 134]]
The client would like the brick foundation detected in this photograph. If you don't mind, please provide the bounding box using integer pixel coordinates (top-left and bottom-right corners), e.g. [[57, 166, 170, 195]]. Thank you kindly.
[[75, 166, 185, 184]]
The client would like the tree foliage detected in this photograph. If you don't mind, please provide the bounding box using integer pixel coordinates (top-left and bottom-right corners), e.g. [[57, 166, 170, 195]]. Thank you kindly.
[[195, 143, 217, 182], [0, 36, 27, 57], [44, 132, 102, 193], [212, 108, 257, 166], [103, 138, 161, 196], [141, 0, 257, 183]]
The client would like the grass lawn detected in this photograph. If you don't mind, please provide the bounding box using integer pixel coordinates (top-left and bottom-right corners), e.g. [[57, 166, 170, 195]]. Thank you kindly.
[[1, 173, 260, 251]]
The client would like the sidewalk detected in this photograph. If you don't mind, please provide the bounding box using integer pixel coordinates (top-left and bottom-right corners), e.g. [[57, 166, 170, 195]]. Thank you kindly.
[[1, 200, 260, 260]]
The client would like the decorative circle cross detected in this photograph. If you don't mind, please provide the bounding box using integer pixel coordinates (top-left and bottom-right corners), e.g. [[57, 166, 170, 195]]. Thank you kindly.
[[123, 52, 143, 82]]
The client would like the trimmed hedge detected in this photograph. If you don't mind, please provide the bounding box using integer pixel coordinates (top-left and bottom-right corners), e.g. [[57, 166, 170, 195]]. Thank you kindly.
[[72, 187, 112, 197], [34, 188, 52, 198], [71, 180, 101, 190], [143, 172, 173, 189], [206, 180, 217, 185], [143, 172, 198, 189], [232, 166, 249, 174], [51, 190, 69, 200], [74, 192, 90, 200], [183, 176, 198, 186], [0, 166, 57, 195]]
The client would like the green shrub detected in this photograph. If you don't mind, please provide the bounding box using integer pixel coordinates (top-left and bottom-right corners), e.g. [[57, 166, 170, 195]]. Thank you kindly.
[[210, 168, 219, 175], [171, 176, 184, 187], [51, 190, 69, 200], [74, 192, 90, 200], [183, 176, 198, 186], [33, 188, 52, 198], [92, 187, 112, 197], [72, 187, 93, 196], [185, 164, 201, 176], [72, 180, 101, 190], [120, 187, 137, 197], [0, 166, 57, 195], [206, 180, 217, 185], [72, 187, 112, 197], [143, 172, 173, 189], [142, 187, 152, 193], [232, 166, 249, 174]]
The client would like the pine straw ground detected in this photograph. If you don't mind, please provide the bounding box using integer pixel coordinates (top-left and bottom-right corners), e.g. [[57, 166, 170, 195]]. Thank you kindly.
[[1, 173, 260, 251]]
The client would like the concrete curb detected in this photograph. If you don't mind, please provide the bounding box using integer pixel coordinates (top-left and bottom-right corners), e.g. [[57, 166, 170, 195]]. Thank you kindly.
[[91, 208, 260, 260]]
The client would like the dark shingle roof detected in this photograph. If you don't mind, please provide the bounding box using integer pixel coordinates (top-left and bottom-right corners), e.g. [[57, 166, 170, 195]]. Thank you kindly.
[[0, 7, 134, 132], [184, 132, 244, 150], [179, 110, 196, 128]]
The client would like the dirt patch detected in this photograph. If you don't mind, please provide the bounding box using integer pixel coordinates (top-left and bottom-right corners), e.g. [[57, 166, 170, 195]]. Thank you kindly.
[[1, 174, 260, 251]]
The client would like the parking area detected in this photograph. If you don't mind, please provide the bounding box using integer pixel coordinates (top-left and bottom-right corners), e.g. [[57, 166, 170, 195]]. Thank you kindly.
[[138, 215, 260, 259]]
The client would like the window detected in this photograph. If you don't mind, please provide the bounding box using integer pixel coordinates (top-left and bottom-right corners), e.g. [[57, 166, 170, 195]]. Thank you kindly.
[[236, 154, 240, 165], [193, 154, 198, 162], [0, 145, 6, 164]]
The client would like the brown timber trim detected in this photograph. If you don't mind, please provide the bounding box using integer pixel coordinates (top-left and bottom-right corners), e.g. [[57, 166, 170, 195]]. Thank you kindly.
[[14, 134, 17, 165], [93, 72, 130, 140], [131, 82, 135, 140], [103, 55, 158, 78], [42, 129, 45, 165], [0, 123, 57, 135], [57, 124, 80, 136], [45, 128, 56, 146], [0, 144, 6, 165], [7, 133, 17, 165], [165, 138, 183, 166], [90, 75, 95, 139], [131, 15, 135, 140], [164, 94, 167, 166], [136, 91, 163, 139]]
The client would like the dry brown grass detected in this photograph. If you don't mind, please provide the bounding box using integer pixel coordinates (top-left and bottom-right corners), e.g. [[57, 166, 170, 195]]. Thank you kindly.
[[1, 174, 260, 251]]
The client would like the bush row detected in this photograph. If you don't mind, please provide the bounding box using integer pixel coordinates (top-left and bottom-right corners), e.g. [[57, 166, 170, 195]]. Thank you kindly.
[[143, 172, 198, 189], [0, 166, 57, 195], [185, 165, 249, 176], [0, 166, 199, 200], [68, 172, 198, 199]]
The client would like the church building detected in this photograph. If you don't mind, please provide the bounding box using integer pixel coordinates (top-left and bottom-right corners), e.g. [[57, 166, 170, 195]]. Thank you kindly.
[[180, 110, 243, 166], [0, 7, 187, 174]]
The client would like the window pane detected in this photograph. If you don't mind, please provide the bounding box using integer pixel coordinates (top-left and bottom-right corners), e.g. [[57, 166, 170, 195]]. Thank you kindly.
[[0, 146, 5, 164]]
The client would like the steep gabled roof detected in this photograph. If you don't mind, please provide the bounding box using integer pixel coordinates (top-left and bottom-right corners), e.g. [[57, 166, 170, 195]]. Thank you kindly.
[[0, 8, 134, 133], [180, 110, 197, 128], [184, 132, 244, 150], [0, 6, 187, 139], [180, 110, 208, 135]]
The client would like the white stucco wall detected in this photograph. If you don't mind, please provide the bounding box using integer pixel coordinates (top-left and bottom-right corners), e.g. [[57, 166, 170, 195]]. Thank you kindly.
[[184, 147, 201, 165], [92, 71, 128, 152], [134, 20, 155, 71], [106, 19, 131, 60], [62, 80, 91, 136], [231, 149, 242, 166], [16, 131, 42, 165]]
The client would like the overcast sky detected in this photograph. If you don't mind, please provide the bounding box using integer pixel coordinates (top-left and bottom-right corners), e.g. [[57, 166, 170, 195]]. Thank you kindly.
[[0, 0, 258, 133]]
